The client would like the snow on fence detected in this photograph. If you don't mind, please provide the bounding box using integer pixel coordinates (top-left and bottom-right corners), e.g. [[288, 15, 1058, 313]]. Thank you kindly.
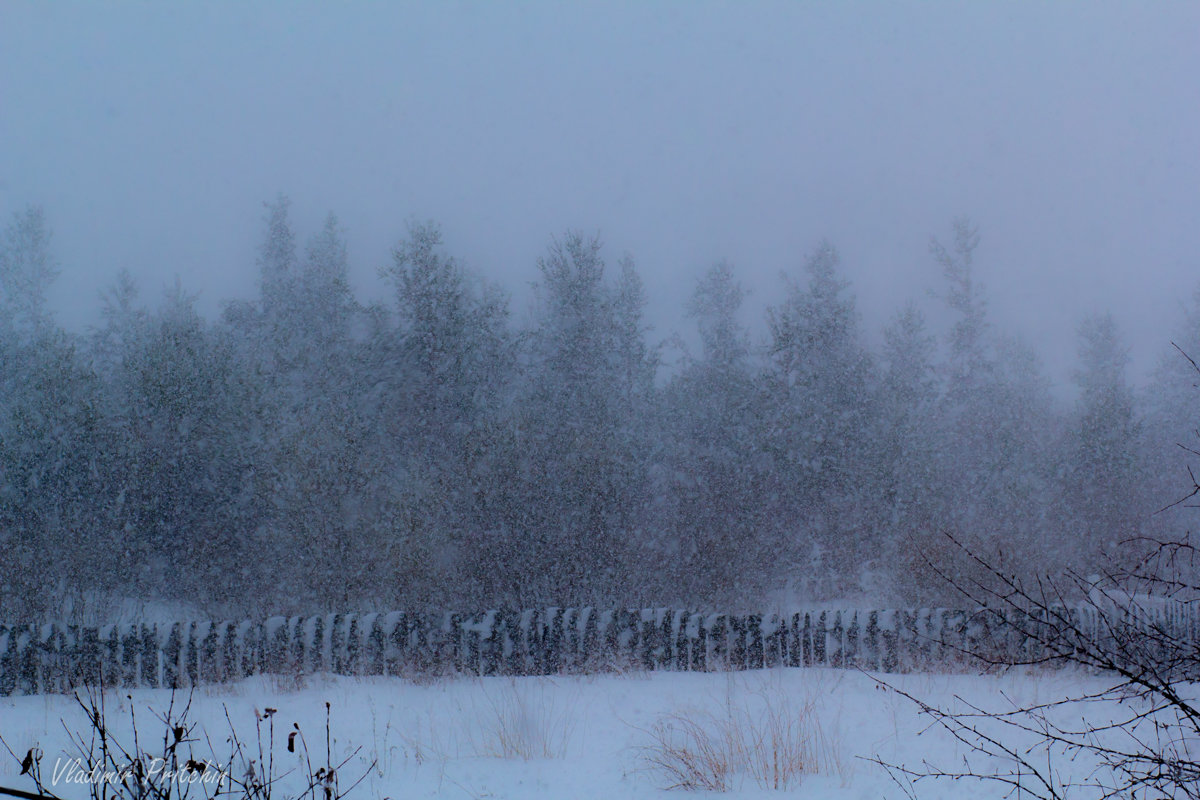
[[0, 604, 1192, 695]]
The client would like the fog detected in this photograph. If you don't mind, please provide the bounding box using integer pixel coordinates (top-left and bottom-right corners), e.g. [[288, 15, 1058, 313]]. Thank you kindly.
[[4, 2, 1197, 388], [3, 3, 1200, 622]]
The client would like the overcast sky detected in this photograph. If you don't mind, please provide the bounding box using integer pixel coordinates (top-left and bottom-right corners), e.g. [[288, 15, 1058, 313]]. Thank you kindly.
[[2, 1, 1197, 392]]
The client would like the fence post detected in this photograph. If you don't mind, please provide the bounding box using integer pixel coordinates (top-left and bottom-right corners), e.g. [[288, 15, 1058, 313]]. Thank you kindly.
[[579, 608, 597, 670], [656, 609, 674, 670], [215, 622, 234, 684], [365, 613, 383, 675], [0, 626, 11, 697], [845, 611, 860, 669], [728, 615, 746, 669], [350, 615, 364, 675], [863, 611, 878, 671], [763, 613, 784, 668], [546, 608, 564, 674], [140, 623, 159, 688], [385, 612, 407, 676], [746, 614, 764, 669], [879, 610, 898, 672], [77, 626, 100, 688], [502, 610, 523, 675], [827, 611, 842, 667], [159, 623, 179, 689], [686, 612, 704, 671], [811, 612, 825, 665], [673, 611, 689, 671]]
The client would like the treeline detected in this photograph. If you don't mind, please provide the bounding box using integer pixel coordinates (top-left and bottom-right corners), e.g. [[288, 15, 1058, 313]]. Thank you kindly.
[[0, 203, 1192, 622]]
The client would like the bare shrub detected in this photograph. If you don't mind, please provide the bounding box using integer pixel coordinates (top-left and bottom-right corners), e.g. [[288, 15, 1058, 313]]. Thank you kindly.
[[871, 528, 1200, 800]]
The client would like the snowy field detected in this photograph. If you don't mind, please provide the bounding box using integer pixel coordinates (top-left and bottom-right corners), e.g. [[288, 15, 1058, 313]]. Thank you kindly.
[[0, 667, 1124, 799]]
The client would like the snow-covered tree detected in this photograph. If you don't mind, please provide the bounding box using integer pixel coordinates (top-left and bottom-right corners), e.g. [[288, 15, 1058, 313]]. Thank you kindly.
[[657, 262, 773, 605], [875, 304, 946, 599], [933, 217, 988, 395], [258, 195, 298, 320], [511, 233, 657, 605], [0, 206, 58, 339], [0, 210, 103, 619], [1142, 286, 1200, 523], [378, 221, 515, 608], [1059, 312, 1143, 565], [926, 219, 1057, 580], [763, 242, 876, 596]]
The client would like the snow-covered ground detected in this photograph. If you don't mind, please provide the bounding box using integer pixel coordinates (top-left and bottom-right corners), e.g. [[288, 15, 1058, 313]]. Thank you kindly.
[[0, 667, 1118, 799]]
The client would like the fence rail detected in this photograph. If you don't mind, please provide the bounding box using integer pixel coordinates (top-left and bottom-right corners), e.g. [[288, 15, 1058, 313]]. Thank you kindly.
[[0, 603, 1193, 696]]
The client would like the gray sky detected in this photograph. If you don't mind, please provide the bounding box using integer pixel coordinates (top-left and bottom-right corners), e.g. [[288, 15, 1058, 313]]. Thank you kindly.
[[2, 1, 1198, 391]]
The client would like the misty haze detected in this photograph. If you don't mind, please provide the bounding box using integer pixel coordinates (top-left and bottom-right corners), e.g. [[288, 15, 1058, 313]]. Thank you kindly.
[[2, 4, 1200, 799]]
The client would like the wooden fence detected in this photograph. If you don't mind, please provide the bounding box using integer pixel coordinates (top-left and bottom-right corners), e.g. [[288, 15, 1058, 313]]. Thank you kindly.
[[0, 604, 1193, 696]]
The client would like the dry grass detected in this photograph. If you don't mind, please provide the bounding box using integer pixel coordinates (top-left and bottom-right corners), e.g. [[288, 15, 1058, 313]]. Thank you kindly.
[[471, 678, 577, 760], [396, 709, 457, 766], [395, 678, 578, 765], [637, 679, 839, 791], [641, 711, 733, 790]]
